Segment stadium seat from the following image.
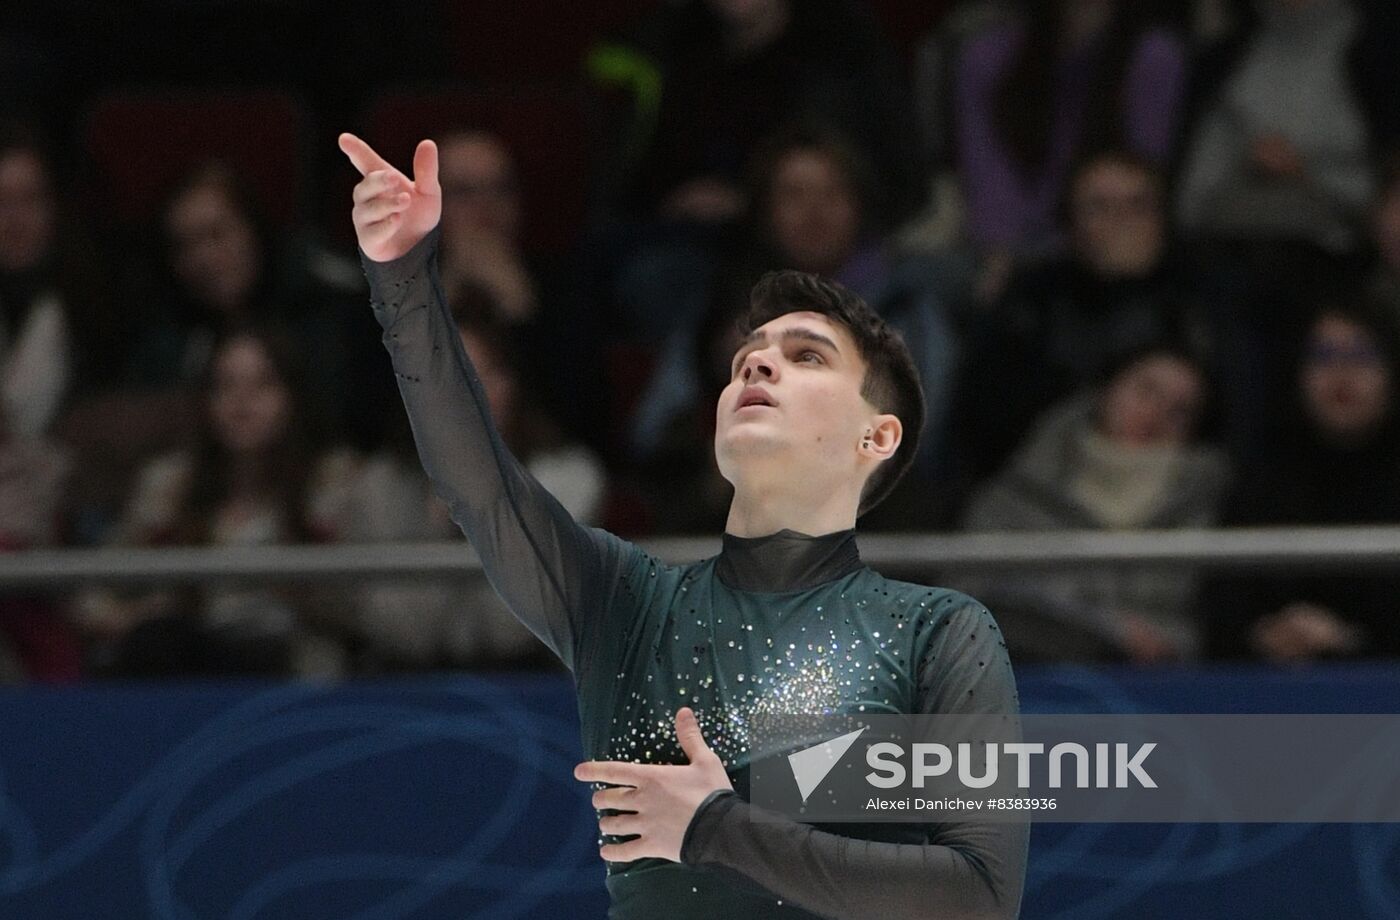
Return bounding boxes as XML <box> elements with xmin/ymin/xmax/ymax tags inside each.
<box><xmin>79</xmin><ymin>89</ymin><xmax>308</xmax><ymax>230</ymax></box>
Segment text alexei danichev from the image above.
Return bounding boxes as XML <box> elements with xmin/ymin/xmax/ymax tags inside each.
<box><xmin>865</xmin><ymin>797</ymin><xmax>1059</xmax><ymax>811</ymax></box>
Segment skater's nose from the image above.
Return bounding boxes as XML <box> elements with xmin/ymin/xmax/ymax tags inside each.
<box><xmin>741</xmin><ymin>349</ymin><xmax>777</xmax><ymax>381</ymax></box>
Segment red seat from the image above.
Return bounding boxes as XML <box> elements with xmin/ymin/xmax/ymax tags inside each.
<box><xmin>359</xmin><ymin>84</ymin><xmax>592</xmax><ymax>253</ymax></box>
<box><xmin>80</xmin><ymin>89</ymin><xmax>308</xmax><ymax>230</ymax></box>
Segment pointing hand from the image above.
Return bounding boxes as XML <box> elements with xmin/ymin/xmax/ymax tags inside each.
<box><xmin>338</xmin><ymin>132</ymin><xmax>442</xmax><ymax>262</ymax></box>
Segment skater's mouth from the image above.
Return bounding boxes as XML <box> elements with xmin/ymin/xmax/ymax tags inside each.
<box><xmin>736</xmin><ymin>386</ymin><xmax>778</xmax><ymax>410</ymax></box>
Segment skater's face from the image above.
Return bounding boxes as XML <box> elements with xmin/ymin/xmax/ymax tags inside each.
<box><xmin>715</xmin><ymin>310</ymin><xmax>896</xmax><ymax>487</ymax></box>
<box><xmin>1302</xmin><ymin>314</ymin><xmax>1391</xmax><ymax>441</ymax></box>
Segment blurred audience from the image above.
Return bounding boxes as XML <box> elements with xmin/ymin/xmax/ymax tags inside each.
<box><xmin>0</xmin><ymin>122</ymin><xmax>115</xmax><ymax>435</ymax></box>
<box><xmin>74</xmin><ymin>328</ymin><xmax>358</xmax><ymax>678</ymax></box>
<box><xmin>585</xmin><ymin>0</ymin><xmax>924</xmax><ymax>353</ymax></box>
<box><xmin>438</xmin><ymin>131</ymin><xmax>538</xmax><ymax>325</ymax></box>
<box><xmin>626</xmin><ymin>267</ymin><xmax>743</xmax><ymax>535</ymax></box>
<box><xmin>1203</xmin><ymin>295</ymin><xmax>1400</xmax><ymax>661</ymax></box>
<box><xmin>0</xmin><ymin>122</ymin><xmax>107</xmax><ymax>679</ymax></box>
<box><xmin>130</xmin><ymin>160</ymin><xmax>394</xmax><ymax>451</ymax></box>
<box><xmin>957</xmin><ymin>341</ymin><xmax>1228</xmax><ymax>663</ymax></box>
<box><xmin>343</xmin><ymin>310</ymin><xmax>602</xmax><ymax>671</ymax></box>
<box><xmin>2</xmin><ymin>1</ymin><xmax>1400</xmax><ymax>678</ymax></box>
<box><xmin>589</xmin><ymin>0</ymin><xmax>922</xmax><ymax>229</ymax></box>
<box><xmin>1176</xmin><ymin>0</ymin><xmax>1375</xmax><ymax>254</ymax></box>
<box><xmin>951</xmin><ymin>149</ymin><xmax>1211</xmax><ymax>491</ymax></box>
<box><xmin>435</xmin><ymin>129</ymin><xmax>606</xmax><ymax>452</ymax></box>
<box><xmin>953</xmin><ymin>0</ymin><xmax>1187</xmax><ymax>272</ymax></box>
<box><xmin>1169</xmin><ymin>0</ymin><xmax>1399</xmax><ymax>468</ymax></box>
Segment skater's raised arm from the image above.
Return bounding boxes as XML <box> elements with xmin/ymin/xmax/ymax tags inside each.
<box><xmin>339</xmin><ymin>133</ymin><xmax>627</xmax><ymax>674</ymax></box>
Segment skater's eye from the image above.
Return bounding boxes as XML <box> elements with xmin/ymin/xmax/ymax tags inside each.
<box><xmin>796</xmin><ymin>349</ymin><xmax>824</xmax><ymax>365</ymax></box>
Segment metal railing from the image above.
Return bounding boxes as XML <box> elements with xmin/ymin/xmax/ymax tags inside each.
<box><xmin>1</xmin><ymin>526</ymin><xmax>1398</xmax><ymax>587</ymax></box>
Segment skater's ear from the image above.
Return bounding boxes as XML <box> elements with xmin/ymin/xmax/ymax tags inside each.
<box><xmin>858</xmin><ymin>414</ymin><xmax>901</xmax><ymax>464</ymax></box>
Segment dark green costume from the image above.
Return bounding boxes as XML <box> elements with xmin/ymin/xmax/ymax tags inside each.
<box><xmin>364</xmin><ymin>229</ymin><xmax>1028</xmax><ymax>918</ymax></box>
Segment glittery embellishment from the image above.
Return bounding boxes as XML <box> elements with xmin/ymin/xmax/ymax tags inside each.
<box><xmin>597</xmin><ymin>562</ymin><xmax>1009</xmax><ymax>806</ymax></box>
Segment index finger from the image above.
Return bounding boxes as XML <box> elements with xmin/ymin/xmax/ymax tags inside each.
<box><xmin>338</xmin><ymin>132</ymin><xmax>394</xmax><ymax>177</ymax></box>
<box><xmin>574</xmin><ymin>760</ymin><xmax>642</xmax><ymax>786</ymax></box>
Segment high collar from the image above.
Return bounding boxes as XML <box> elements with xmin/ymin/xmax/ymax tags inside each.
<box><xmin>715</xmin><ymin>527</ymin><xmax>863</xmax><ymax>593</ymax></box>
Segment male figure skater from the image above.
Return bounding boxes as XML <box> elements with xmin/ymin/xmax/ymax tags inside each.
<box><xmin>340</xmin><ymin>133</ymin><xmax>1027</xmax><ymax>919</ymax></box>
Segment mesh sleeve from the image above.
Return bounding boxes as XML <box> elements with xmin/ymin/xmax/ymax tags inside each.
<box><xmin>361</xmin><ymin>227</ymin><xmax>631</xmax><ymax>674</ymax></box>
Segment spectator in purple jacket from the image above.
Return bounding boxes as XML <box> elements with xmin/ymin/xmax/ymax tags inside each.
<box><xmin>954</xmin><ymin>0</ymin><xmax>1188</xmax><ymax>262</ymax></box>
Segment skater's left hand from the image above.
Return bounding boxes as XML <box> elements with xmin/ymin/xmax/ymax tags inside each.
<box><xmin>575</xmin><ymin>707</ymin><xmax>734</xmax><ymax>863</ymax></box>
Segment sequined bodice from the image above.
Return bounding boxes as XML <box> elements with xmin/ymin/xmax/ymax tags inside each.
<box><xmin>585</xmin><ymin>554</ymin><xmax>962</xmax><ymax>775</ymax></box>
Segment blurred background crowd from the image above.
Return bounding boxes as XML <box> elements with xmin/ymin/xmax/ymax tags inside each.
<box><xmin>1</xmin><ymin>0</ymin><xmax>1399</xmax><ymax>682</ymax></box>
